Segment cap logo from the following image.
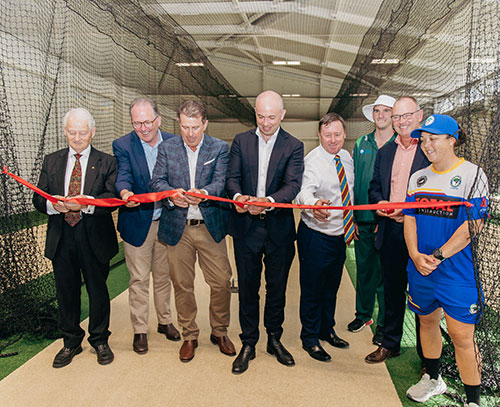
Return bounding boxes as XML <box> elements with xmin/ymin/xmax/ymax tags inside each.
<box><xmin>425</xmin><ymin>116</ymin><xmax>435</xmax><ymax>126</ymax></box>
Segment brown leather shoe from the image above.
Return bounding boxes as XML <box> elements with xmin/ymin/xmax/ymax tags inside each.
<box><xmin>179</xmin><ymin>339</ymin><xmax>198</xmax><ymax>362</ymax></box>
<box><xmin>133</xmin><ymin>333</ymin><xmax>148</xmax><ymax>355</ymax></box>
<box><xmin>365</xmin><ymin>346</ymin><xmax>401</xmax><ymax>364</ymax></box>
<box><xmin>158</xmin><ymin>323</ymin><xmax>181</xmax><ymax>341</ymax></box>
<box><xmin>210</xmin><ymin>334</ymin><xmax>236</xmax><ymax>356</ymax></box>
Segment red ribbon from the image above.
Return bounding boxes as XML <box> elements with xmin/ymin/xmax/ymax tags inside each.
<box><xmin>2</xmin><ymin>166</ymin><xmax>473</xmax><ymax>211</ymax></box>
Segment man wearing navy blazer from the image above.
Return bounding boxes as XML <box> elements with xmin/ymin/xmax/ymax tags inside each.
<box><xmin>33</xmin><ymin>108</ymin><xmax>118</xmax><ymax>367</ymax></box>
<box><xmin>150</xmin><ymin>100</ymin><xmax>235</xmax><ymax>363</ymax></box>
<box><xmin>226</xmin><ymin>90</ymin><xmax>304</xmax><ymax>374</ymax></box>
<box><xmin>112</xmin><ymin>98</ymin><xmax>180</xmax><ymax>355</ymax></box>
<box><xmin>365</xmin><ymin>96</ymin><xmax>430</xmax><ymax>364</ymax></box>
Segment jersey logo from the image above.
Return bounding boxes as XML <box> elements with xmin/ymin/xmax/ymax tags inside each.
<box><xmin>450</xmin><ymin>175</ymin><xmax>462</xmax><ymax>189</ymax></box>
<box><xmin>417</xmin><ymin>175</ymin><xmax>427</xmax><ymax>187</ymax></box>
<box><xmin>469</xmin><ymin>303</ymin><xmax>479</xmax><ymax>315</ymax></box>
<box><xmin>415</xmin><ymin>194</ymin><xmax>461</xmax><ymax>218</ymax></box>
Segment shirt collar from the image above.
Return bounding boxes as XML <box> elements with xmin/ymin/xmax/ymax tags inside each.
<box><xmin>69</xmin><ymin>144</ymin><xmax>91</xmax><ymax>158</ymax></box>
<box><xmin>183</xmin><ymin>134</ymin><xmax>204</xmax><ymax>152</ymax></box>
<box><xmin>256</xmin><ymin>126</ymin><xmax>280</xmax><ymax>143</ymax></box>
<box><xmin>319</xmin><ymin>144</ymin><xmax>341</xmax><ymax>160</ymax></box>
<box><xmin>395</xmin><ymin>134</ymin><xmax>418</xmax><ymax>147</ymax></box>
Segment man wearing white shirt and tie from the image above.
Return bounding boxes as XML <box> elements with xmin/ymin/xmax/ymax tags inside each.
<box><xmin>295</xmin><ymin>112</ymin><xmax>355</xmax><ymax>362</ymax></box>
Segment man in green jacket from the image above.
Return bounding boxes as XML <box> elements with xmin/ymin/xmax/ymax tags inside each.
<box><xmin>347</xmin><ymin>95</ymin><xmax>396</xmax><ymax>345</ymax></box>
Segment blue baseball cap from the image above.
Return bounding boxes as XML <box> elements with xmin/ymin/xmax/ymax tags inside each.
<box><xmin>410</xmin><ymin>114</ymin><xmax>459</xmax><ymax>139</ymax></box>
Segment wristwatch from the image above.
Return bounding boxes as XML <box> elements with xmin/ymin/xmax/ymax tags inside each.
<box><xmin>432</xmin><ymin>248</ymin><xmax>446</xmax><ymax>262</ymax></box>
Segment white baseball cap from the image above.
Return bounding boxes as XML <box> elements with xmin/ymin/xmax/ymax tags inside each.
<box><xmin>362</xmin><ymin>95</ymin><xmax>396</xmax><ymax>122</ymax></box>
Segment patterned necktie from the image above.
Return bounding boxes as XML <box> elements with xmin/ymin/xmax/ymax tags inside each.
<box><xmin>64</xmin><ymin>153</ymin><xmax>82</xmax><ymax>227</ymax></box>
<box><xmin>334</xmin><ymin>155</ymin><xmax>354</xmax><ymax>245</ymax></box>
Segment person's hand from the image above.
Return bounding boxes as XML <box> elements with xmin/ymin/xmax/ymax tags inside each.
<box><xmin>376</xmin><ymin>200</ymin><xmax>390</xmax><ymax>217</ymax></box>
<box><xmin>388</xmin><ymin>209</ymin><xmax>404</xmax><ymax>223</ymax></box>
<box><xmin>170</xmin><ymin>188</ymin><xmax>189</xmax><ymax>208</ymax></box>
<box><xmin>247</xmin><ymin>197</ymin><xmax>270</xmax><ymax>215</ymax></box>
<box><xmin>121</xmin><ymin>189</ymin><xmax>140</xmax><ymax>208</ymax></box>
<box><xmin>64</xmin><ymin>195</ymin><xmax>86</xmax><ymax>212</ymax></box>
<box><xmin>312</xmin><ymin>199</ymin><xmax>330</xmax><ymax>222</ymax></box>
<box><xmin>353</xmin><ymin>223</ymin><xmax>359</xmax><ymax>241</ymax></box>
<box><xmin>185</xmin><ymin>188</ymin><xmax>206</xmax><ymax>206</ymax></box>
<box><xmin>413</xmin><ymin>253</ymin><xmax>439</xmax><ymax>276</ymax></box>
<box><xmin>234</xmin><ymin>195</ymin><xmax>250</xmax><ymax>213</ymax></box>
<box><xmin>53</xmin><ymin>195</ymin><xmax>69</xmax><ymax>213</ymax></box>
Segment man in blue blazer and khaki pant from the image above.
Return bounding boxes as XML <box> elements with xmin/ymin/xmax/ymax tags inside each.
<box><xmin>113</xmin><ymin>98</ymin><xmax>180</xmax><ymax>355</ymax></box>
<box><xmin>150</xmin><ymin>100</ymin><xmax>235</xmax><ymax>363</ymax></box>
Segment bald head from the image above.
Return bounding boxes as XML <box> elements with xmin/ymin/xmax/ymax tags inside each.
<box><xmin>254</xmin><ymin>90</ymin><xmax>286</xmax><ymax>139</ymax></box>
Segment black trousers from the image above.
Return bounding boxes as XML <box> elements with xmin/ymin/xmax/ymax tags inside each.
<box><xmin>380</xmin><ymin>220</ymin><xmax>422</xmax><ymax>360</ymax></box>
<box><xmin>52</xmin><ymin>221</ymin><xmax>111</xmax><ymax>348</ymax></box>
<box><xmin>233</xmin><ymin>219</ymin><xmax>295</xmax><ymax>347</ymax></box>
<box><xmin>297</xmin><ymin>221</ymin><xmax>346</xmax><ymax>347</ymax></box>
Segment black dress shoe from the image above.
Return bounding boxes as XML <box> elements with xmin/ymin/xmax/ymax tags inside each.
<box><xmin>267</xmin><ymin>334</ymin><xmax>295</xmax><ymax>366</ymax></box>
<box><xmin>302</xmin><ymin>344</ymin><xmax>331</xmax><ymax>362</ymax></box>
<box><xmin>96</xmin><ymin>343</ymin><xmax>114</xmax><ymax>365</ymax></box>
<box><xmin>320</xmin><ymin>332</ymin><xmax>350</xmax><ymax>349</ymax></box>
<box><xmin>158</xmin><ymin>323</ymin><xmax>181</xmax><ymax>341</ymax></box>
<box><xmin>52</xmin><ymin>345</ymin><xmax>82</xmax><ymax>368</ymax></box>
<box><xmin>133</xmin><ymin>333</ymin><xmax>148</xmax><ymax>354</ymax></box>
<box><xmin>232</xmin><ymin>344</ymin><xmax>255</xmax><ymax>374</ymax></box>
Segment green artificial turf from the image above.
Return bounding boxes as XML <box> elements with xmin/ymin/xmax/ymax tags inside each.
<box><xmin>0</xmin><ymin>253</ymin><xmax>129</xmax><ymax>381</ymax></box>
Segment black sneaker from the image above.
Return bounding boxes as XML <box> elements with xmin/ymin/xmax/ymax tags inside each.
<box><xmin>372</xmin><ymin>325</ymin><xmax>384</xmax><ymax>346</ymax></box>
<box><xmin>347</xmin><ymin>318</ymin><xmax>373</xmax><ymax>332</ymax></box>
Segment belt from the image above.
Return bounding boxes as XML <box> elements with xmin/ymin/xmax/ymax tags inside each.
<box><xmin>186</xmin><ymin>219</ymin><xmax>205</xmax><ymax>226</ymax></box>
<box><xmin>257</xmin><ymin>213</ymin><xmax>266</xmax><ymax>220</ymax></box>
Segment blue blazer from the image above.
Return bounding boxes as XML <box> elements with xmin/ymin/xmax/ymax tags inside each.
<box><xmin>368</xmin><ymin>140</ymin><xmax>430</xmax><ymax>249</ymax></box>
<box><xmin>150</xmin><ymin>134</ymin><xmax>230</xmax><ymax>246</ymax></box>
<box><xmin>112</xmin><ymin>130</ymin><xmax>176</xmax><ymax>247</ymax></box>
<box><xmin>226</xmin><ymin>127</ymin><xmax>304</xmax><ymax>245</ymax></box>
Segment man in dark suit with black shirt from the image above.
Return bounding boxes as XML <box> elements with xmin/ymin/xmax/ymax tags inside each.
<box><xmin>226</xmin><ymin>90</ymin><xmax>304</xmax><ymax>374</ymax></box>
<box><xmin>33</xmin><ymin>108</ymin><xmax>118</xmax><ymax>368</ymax></box>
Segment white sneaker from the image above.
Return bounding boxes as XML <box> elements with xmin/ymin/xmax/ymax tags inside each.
<box><xmin>464</xmin><ymin>403</ymin><xmax>480</xmax><ymax>407</ymax></box>
<box><xmin>406</xmin><ymin>373</ymin><xmax>447</xmax><ymax>402</ymax></box>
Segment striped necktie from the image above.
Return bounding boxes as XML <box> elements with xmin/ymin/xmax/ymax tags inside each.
<box><xmin>64</xmin><ymin>153</ymin><xmax>82</xmax><ymax>227</ymax></box>
<box><xmin>334</xmin><ymin>155</ymin><xmax>354</xmax><ymax>245</ymax></box>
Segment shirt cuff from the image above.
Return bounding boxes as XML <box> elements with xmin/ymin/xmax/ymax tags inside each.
<box><xmin>81</xmin><ymin>196</ymin><xmax>95</xmax><ymax>214</ymax></box>
<box><xmin>233</xmin><ymin>192</ymin><xmax>242</xmax><ymax>201</ymax></box>
<box><xmin>265</xmin><ymin>196</ymin><xmax>275</xmax><ymax>212</ymax></box>
<box><xmin>46</xmin><ymin>200</ymin><xmax>59</xmax><ymax>216</ymax></box>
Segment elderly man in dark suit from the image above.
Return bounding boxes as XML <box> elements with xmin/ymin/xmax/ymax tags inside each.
<box><xmin>226</xmin><ymin>90</ymin><xmax>304</xmax><ymax>374</ymax></box>
<box><xmin>150</xmin><ymin>100</ymin><xmax>235</xmax><ymax>363</ymax></box>
<box><xmin>33</xmin><ymin>108</ymin><xmax>118</xmax><ymax>367</ymax></box>
<box><xmin>112</xmin><ymin>98</ymin><xmax>180</xmax><ymax>355</ymax></box>
<box><xmin>365</xmin><ymin>96</ymin><xmax>430</xmax><ymax>364</ymax></box>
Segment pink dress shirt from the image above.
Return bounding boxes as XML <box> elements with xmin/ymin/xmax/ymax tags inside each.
<box><xmin>390</xmin><ymin>135</ymin><xmax>419</xmax><ymax>203</ymax></box>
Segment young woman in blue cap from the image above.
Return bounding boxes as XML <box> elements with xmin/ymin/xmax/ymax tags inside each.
<box><xmin>402</xmin><ymin>114</ymin><xmax>489</xmax><ymax>406</ymax></box>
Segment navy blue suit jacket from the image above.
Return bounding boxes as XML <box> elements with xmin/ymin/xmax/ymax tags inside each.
<box><xmin>112</xmin><ymin>130</ymin><xmax>176</xmax><ymax>247</ymax></box>
<box><xmin>369</xmin><ymin>140</ymin><xmax>430</xmax><ymax>249</ymax></box>
<box><xmin>226</xmin><ymin>127</ymin><xmax>304</xmax><ymax>245</ymax></box>
<box><xmin>32</xmin><ymin>147</ymin><xmax>119</xmax><ymax>263</ymax></box>
<box><xmin>150</xmin><ymin>134</ymin><xmax>230</xmax><ymax>246</ymax></box>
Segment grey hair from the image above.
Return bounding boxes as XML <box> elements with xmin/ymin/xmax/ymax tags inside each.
<box><xmin>63</xmin><ymin>108</ymin><xmax>95</xmax><ymax>131</ymax></box>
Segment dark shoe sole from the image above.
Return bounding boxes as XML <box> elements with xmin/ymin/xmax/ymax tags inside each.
<box><xmin>52</xmin><ymin>345</ymin><xmax>83</xmax><ymax>368</ymax></box>
<box><xmin>133</xmin><ymin>346</ymin><xmax>148</xmax><ymax>355</ymax></box>
<box><xmin>231</xmin><ymin>352</ymin><xmax>256</xmax><ymax>375</ymax></box>
<box><xmin>209</xmin><ymin>335</ymin><xmax>236</xmax><ymax>356</ymax></box>
<box><xmin>157</xmin><ymin>326</ymin><xmax>181</xmax><ymax>342</ymax></box>
<box><xmin>365</xmin><ymin>351</ymin><xmax>400</xmax><ymax>364</ymax></box>
<box><xmin>302</xmin><ymin>346</ymin><xmax>331</xmax><ymax>362</ymax></box>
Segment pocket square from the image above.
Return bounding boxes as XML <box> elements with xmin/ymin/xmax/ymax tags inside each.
<box><xmin>203</xmin><ymin>158</ymin><xmax>215</xmax><ymax>166</ymax></box>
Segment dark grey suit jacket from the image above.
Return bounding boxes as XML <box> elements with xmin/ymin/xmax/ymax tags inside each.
<box><xmin>32</xmin><ymin>147</ymin><xmax>119</xmax><ymax>263</ymax></box>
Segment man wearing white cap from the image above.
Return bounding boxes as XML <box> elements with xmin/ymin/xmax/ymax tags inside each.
<box><xmin>347</xmin><ymin>95</ymin><xmax>396</xmax><ymax>346</ymax></box>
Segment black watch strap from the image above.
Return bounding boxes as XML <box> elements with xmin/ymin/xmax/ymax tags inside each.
<box><xmin>432</xmin><ymin>248</ymin><xmax>446</xmax><ymax>261</ymax></box>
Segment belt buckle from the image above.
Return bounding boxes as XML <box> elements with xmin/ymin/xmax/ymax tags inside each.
<box><xmin>258</xmin><ymin>213</ymin><xmax>266</xmax><ymax>220</ymax></box>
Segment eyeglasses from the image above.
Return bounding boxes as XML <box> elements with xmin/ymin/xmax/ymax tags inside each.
<box><xmin>391</xmin><ymin>110</ymin><xmax>420</xmax><ymax>122</ymax></box>
<box><xmin>131</xmin><ymin>116</ymin><xmax>158</xmax><ymax>129</ymax></box>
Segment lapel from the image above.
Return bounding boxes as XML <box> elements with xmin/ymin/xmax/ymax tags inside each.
<box><xmin>54</xmin><ymin>149</ymin><xmax>69</xmax><ymax>195</ymax></box>
<box><xmin>383</xmin><ymin>141</ymin><xmax>398</xmax><ymax>196</ymax></box>
<box><xmin>248</xmin><ymin>129</ymin><xmax>259</xmax><ymax>194</ymax></box>
<box><xmin>410</xmin><ymin>143</ymin><xmax>428</xmax><ymax>174</ymax></box>
<box><xmin>130</xmin><ymin>131</ymin><xmax>151</xmax><ymax>186</ymax></box>
<box><xmin>174</xmin><ymin>137</ymin><xmax>191</xmax><ymax>187</ymax></box>
<box><xmin>83</xmin><ymin>147</ymin><xmax>100</xmax><ymax>195</ymax></box>
<box><xmin>266</xmin><ymin>128</ymin><xmax>287</xmax><ymax>192</ymax></box>
<box><xmin>195</xmin><ymin>135</ymin><xmax>212</xmax><ymax>188</ymax></box>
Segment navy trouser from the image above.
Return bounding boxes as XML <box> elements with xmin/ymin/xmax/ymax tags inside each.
<box><xmin>297</xmin><ymin>221</ymin><xmax>346</xmax><ymax>348</ymax></box>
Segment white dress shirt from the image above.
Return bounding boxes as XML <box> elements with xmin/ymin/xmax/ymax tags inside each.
<box><xmin>141</xmin><ymin>130</ymin><xmax>162</xmax><ymax>220</ymax></box>
<box><xmin>46</xmin><ymin>145</ymin><xmax>95</xmax><ymax>215</ymax></box>
<box><xmin>184</xmin><ymin>135</ymin><xmax>204</xmax><ymax>220</ymax></box>
<box><xmin>295</xmin><ymin>145</ymin><xmax>354</xmax><ymax>236</ymax></box>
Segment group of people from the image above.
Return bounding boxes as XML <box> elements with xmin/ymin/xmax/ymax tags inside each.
<box><xmin>33</xmin><ymin>90</ymin><xmax>487</xmax><ymax>406</ymax></box>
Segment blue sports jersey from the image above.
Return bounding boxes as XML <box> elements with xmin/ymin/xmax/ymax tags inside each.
<box><xmin>404</xmin><ymin>158</ymin><xmax>489</xmax><ymax>286</ymax></box>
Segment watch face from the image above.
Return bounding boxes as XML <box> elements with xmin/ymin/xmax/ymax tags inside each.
<box><xmin>433</xmin><ymin>249</ymin><xmax>444</xmax><ymax>260</ymax></box>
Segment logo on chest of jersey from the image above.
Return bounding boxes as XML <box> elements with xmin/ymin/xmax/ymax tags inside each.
<box><xmin>416</xmin><ymin>175</ymin><xmax>427</xmax><ymax>187</ymax></box>
<box><xmin>415</xmin><ymin>194</ymin><xmax>461</xmax><ymax>218</ymax></box>
<box><xmin>450</xmin><ymin>175</ymin><xmax>462</xmax><ymax>189</ymax></box>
